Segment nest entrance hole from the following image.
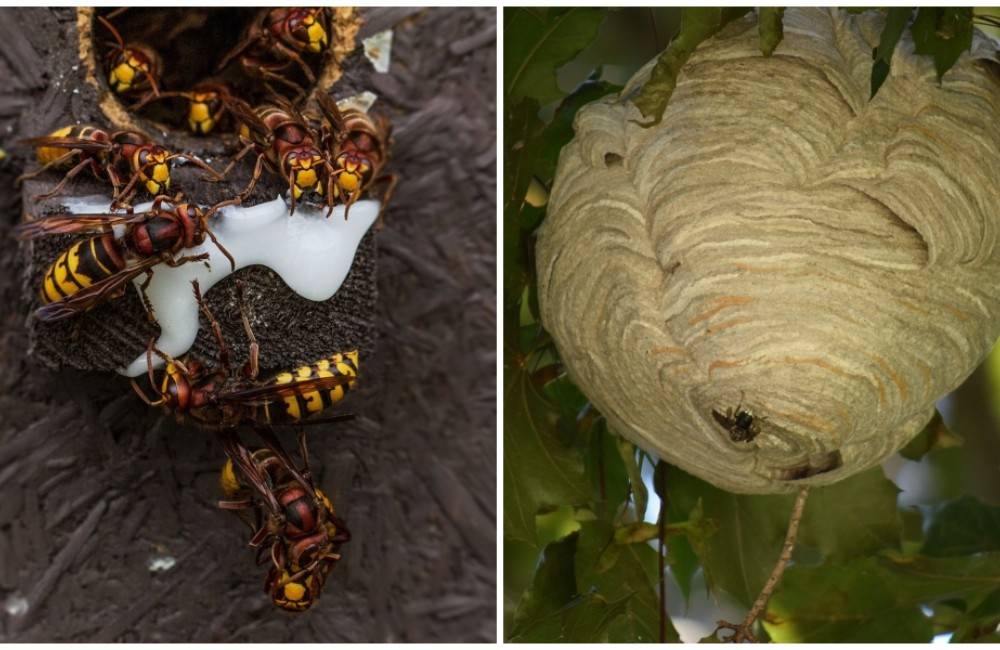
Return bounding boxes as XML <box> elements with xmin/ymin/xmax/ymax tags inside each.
<box><xmin>89</xmin><ymin>8</ymin><xmax>331</xmax><ymax>135</ymax></box>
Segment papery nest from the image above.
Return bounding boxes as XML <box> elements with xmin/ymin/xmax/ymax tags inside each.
<box><xmin>537</xmin><ymin>8</ymin><xmax>1000</xmax><ymax>493</ymax></box>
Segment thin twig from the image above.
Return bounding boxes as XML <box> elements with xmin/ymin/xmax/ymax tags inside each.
<box><xmin>650</xmin><ymin>8</ymin><xmax>661</xmax><ymax>53</ymax></box>
<box><xmin>744</xmin><ymin>487</ymin><xmax>809</xmax><ymax>627</ymax></box>
<box><xmin>597</xmin><ymin>423</ymin><xmax>607</xmax><ymax>504</ymax></box>
<box><xmin>717</xmin><ymin>486</ymin><xmax>810</xmax><ymax>643</ymax></box>
<box><xmin>655</xmin><ymin>461</ymin><xmax>669</xmax><ymax>643</ymax></box>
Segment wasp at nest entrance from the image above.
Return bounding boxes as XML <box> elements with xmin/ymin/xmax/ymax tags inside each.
<box><xmin>711</xmin><ymin>392</ymin><xmax>763</xmax><ymax>443</ymax></box>
<box><xmin>90</xmin><ymin>7</ymin><xmax>338</xmax><ymax>137</ymax></box>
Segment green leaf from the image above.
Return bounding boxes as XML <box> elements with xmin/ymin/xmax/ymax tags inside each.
<box><xmin>900</xmin><ymin>506</ymin><xmax>925</xmax><ymax>556</ymax></box>
<box><xmin>561</xmin><ymin>593</ymin><xmax>632</xmax><ymax>642</ymax></box>
<box><xmin>504</xmin><ymin>99</ymin><xmax>543</xmax><ymax>215</ymax></box>
<box><xmin>511</xmin><ymin>533</ymin><xmax>579</xmax><ymax>638</ymax></box>
<box><xmin>504</xmin><ymin>8</ymin><xmax>607</xmax><ymax>105</ymax></box>
<box><xmin>615</xmin><ymin>522</ymin><xmax>659</xmax><ymax>545</ymax></box>
<box><xmin>870</xmin><ymin>7</ymin><xmax>913</xmax><ymax>98</ymax></box>
<box><xmin>875</xmin><ymin>8</ymin><xmax>912</xmax><ymax>65</ymax></box>
<box><xmin>923</xmin><ymin>495</ymin><xmax>1000</xmax><ymax>557</ymax></box>
<box><xmin>654</xmin><ymin>462</ymin><xmax>715</xmax><ymax>604</ymax></box>
<box><xmin>576</xmin><ymin>520</ymin><xmax>680</xmax><ymax>642</ymax></box>
<box><xmin>767</xmin><ymin>552</ymin><xmax>1000</xmax><ymax>642</ymax></box>
<box><xmin>618</xmin><ymin>439</ymin><xmax>648</xmax><ymax>521</ymax></box>
<box><xmin>512</xmin><ymin>591</ymin><xmax>631</xmax><ymax>643</ymax></box>
<box><xmin>764</xmin><ymin>558</ymin><xmax>934</xmax><ymax>642</ymax></box>
<box><xmin>504</xmin><ymin>366</ymin><xmax>590</xmax><ymax>547</ymax></box>
<box><xmin>583</xmin><ymin>418</ymin><xmax>629</xmax><ymax>520</ymax></box>
<box><xmin>898</xmin><ymin>410</ymin><xmax>962</xmax><ymax>460</ymax></box>
<box><xmin>666</xmin><ymin>467</ymin><xmax>791</xmax><ymax>605</ymax></box>
<box><xmin>910</xmin><ymin>7</ymin><xmax>974</xmax><ymax>82</ymax></box>
<box><xmin>984</xmin><ymin>341</ymin><xmax>1000</xmax><ymax>425</ymax></box>
<box><xmin>757</xmin><ymin>8</ymin><xmax>785</xmax><ymax>57</ymax></box>
<box><xmin>883</xmin><ymin>552</ymin><xmax>1000</xmax><ymax>606</ymax></box>
<box><xmin>510</xmin><ymin>520</ymin><xmax>639</xmax><ymax>643</ymax></box>
<box><xmin>951</xmin><ymin>587</ymin><xmax>1000</xmax><ymax>642</ymax></box>
<box><xmin>536</xmin><ymin>505</ymin><xmax>583</xmax><ymax>547</ymax></box>
<box><xmin>666</xmin><ymin>465</ymin><xmax>901</xmax><ymax>605</ymax></box>
<box><xmin>796</xmin><ymin>466</ymin><xmax>902</xmax><ymax>562</ymax></box>
<box><xmin>517</xmin><ymin>202</ymin><xmax>547</xmax><ymax>240</ymax></box>
<box><xmin>667</xmin><ymin>497</ymin><xmax>713</xmax><ymax>603</ymax></box>
<box><xmin>505</xmin><ymin>537</ymin><xmax>544</xmax><ymax>637</ymax></box>
<box><xmin>534</xmin><ymin>74</ymin><xmax>622</xmax><ymax>184</ymax></box>
<box><xmin>632</xmin><ymin>8</ymin><xmax>751</xmax><ymax>126</ymax></box>
<box><xmin>870</xmin><ymin>55</ymin><xmax>891</xmax><ymax>98</ymax></box>
<box><xmin>672</xmin><ymin>496</ymin><xmax>718</xmax><ymax>555</ymax></box>
<box><xmin>503</xmin><ymin>99</ymin><xmax>544</xmax><ymax>309</ymax></box>
<box><xmin>543</xmin><ymin>374</ymin><xmax>588</xmax><ymax>441</ymax></box>
<box><xmin>963</xmin><ymin>632</ymin><xmax>1000</xmax><ymax>642</ymax></box>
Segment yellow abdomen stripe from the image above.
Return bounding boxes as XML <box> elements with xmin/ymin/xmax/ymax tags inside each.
<box><xmin>270</xmin><ymin>350</ymin><xmax>359</xmax><ymax>423</ymax></box>
<box><xmin>36</xmin><ymin>125</ymin><xmax>75</xmax><ymax>165</ymax></box>
<box><xmin>219</xmin><ymin>458</ymin><xmax>242</xmax><ymax>497</ymax></box>
<box><xmin>39</xmin><ymin>235</ymin><xmax>124</xmax><ymax>304</ymax></box>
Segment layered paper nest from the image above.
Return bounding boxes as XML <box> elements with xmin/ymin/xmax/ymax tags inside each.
<box><xmin>537</xmin><ymin>8</ymin><xmax>1000</xmax><ymax>493</ymax></box>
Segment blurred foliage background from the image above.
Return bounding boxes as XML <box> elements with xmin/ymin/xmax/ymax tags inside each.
<box><xmin>505</xmin><ymin>7</ymin><xmax>1000</xmax><ymax>643</ymax></box>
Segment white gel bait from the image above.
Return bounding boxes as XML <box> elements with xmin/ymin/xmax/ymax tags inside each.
<box><xmin>61</xmin><ymin>195</ymin><xmax>378</xmax><ymax>377</ymax></box>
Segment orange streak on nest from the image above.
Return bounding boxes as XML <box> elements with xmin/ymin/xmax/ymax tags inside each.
<box><xmin>899</xmin><ymin>122</ymin><xmax>947</xmax><ymax>149</ymax></box>
<box><xmin>917</xmin><ymin>360</ymin><xmax>932</xmax><ymax>401</ymax></box>
<box><xmin>648</xmin><ymin>346</ymin><xmax>685</xmax><ymax>357</ymax></box>
<box><xmin>782</xmin><ymin>356</ymin><xmax>864</xmax><ymax>382</ymax></box>
<box><xmin>832</xmin><ymin>403</ymin><xmax>851</xmax><ymax>443</ymax></box>
<box><xmin>707</xmin><ymin>356</ymin><xmax>860</xmax><ymax>436</ymax></box>
<box><xmin>780</xmin><ymin>357</ymin><xmax>866</xmax><ymax>439</ymax></box>
<box><xmin>705</xmin><ymin>317</ymin><xmax>753</xmax><ymax>335</ymax></box>
<box><xmin>872</xmin><ymin>374</ymin><xmax>887</xmax><ymax>406</ymax></box>
<box><xmin>667</xmin><ymin>366</ymin><xmax>692</xmax><ymax>381</ymax></box>
<box><xmin>943</xmin><ymin>303</ymin><xmax>971</xmax><ymax>322</ymax></box>
<box><xmin>732</xmin><ymin>262</ymin><xmax>786</xmax><ymax>274</ymax></box>
<box><xmin>732</xmin><ymin>263</ymin><xmax>866</xmax><ymax>291</ymax></box>
<box><xmin>895</xmin><ymin>298</ymin><xmax>931</xmax><ymax>316</ymax></box>
<box><xmin>869</xmin><ymin>353</ymin><xmax>909</xmax><ymax>402</ymax></box>
<box><xmin>707</xmin><ymin>357</ymin><xmax>752</xmax><ymax>379</ymax></box>
<box><xmin>688</xmin><ymin>295</ymin><xmax>753</xmax><ymax>326</ymax></box>
<box><xmin>764</xmin><ymin>405</ymin><xmax>836</xmax><ymax>435</ymax></box>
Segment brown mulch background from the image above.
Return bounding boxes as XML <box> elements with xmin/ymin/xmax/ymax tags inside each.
<box><xmin>0</xmin><ymin>7</ymin><xmax>496</xmax><ymax>642</ymax></box>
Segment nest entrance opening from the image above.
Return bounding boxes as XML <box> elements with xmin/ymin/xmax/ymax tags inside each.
<box><xmin>94</xmin><ymin>8</ymin><xmax>258</xmax><ymax>92</ymax></box>
<box><xmin>86</xmin><ymin>8</ymin><xmax>334</xmax><ymax>137</ymax></box>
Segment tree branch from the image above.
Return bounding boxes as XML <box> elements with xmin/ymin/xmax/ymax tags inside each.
<box><xmin>716</xmin><ymin>485</ymin><xmax>810</xmax><ymax>643</ymax></box>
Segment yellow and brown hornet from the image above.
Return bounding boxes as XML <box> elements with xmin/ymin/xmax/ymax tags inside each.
<box><xmin>217</xmin><ymin>8</ymin><xmax>332</xmax><ymax>100</ymax></box>
<box><xmin>131</xmin><ymin>280</ymin><xmax>360</xmax><ymax>430</ymax></box>
<box><xmin>216</xmin><ymin>96</ymin><xmax>337</xmax><ymax>215</ymax></box>
<box><xmin>316</xmin><ymin>93</ymin><xmax>397</xmax><ymax>225</ymax></box>
<box><xmin>16</xmin><ymin>196</ymin><xmax>237</xmax><ymax>322</ymax></box>
<box><xmin>98</xmin><ymin>14</ymin><xmax>162</xmax><ymax>103</ymax></box>
<box><xmin>18</xmin><ymin>126</ymin><xmax>223</xmax><ymax>208</ymax></box>
<box><xmin>133</xmin><ymin>82</ymin><xmax>240</xmax><ymax>136</ymax></box>
<box><xmin>218</xmin><ymin>444</ymin><xmax>350</xmax><ymax>612</ymax></box>
<box><xmin>130</xmin><ymin>279</ymin><xmax>357</xmax><ymax>610</ymax></box>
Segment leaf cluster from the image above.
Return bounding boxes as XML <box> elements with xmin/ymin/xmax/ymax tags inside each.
<box><xmin>632</xmin><ymin>7</ymin><xmax>981</xmax><ymax>124</ymax></box>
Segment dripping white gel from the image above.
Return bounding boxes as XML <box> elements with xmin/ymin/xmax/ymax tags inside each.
<box><xmin>60</xmin><ymin>195</ymin><xmax>379</xmax><ymax>378</ymax></box>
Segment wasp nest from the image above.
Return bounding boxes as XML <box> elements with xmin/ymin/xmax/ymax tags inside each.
<box><xmin>537</xmin><ymin>8</ymin><xmax>1000</xmax><ymax>494</ymax></box>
